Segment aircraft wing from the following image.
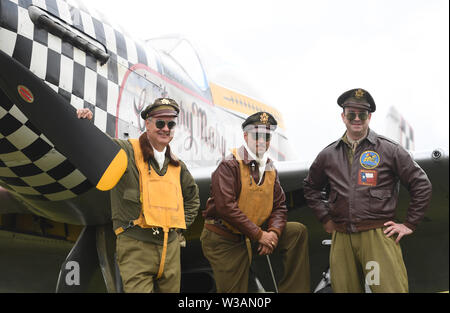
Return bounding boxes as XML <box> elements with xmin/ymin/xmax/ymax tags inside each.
<box><xmin>274</xmin><ymin>160</ymin><xmax>311</xmax><ymax>193</ymax></box>
<box><xmin>412</xmin><ymin>149</ymin><xmax>449</xmax><ymax>190</ymax></box>
<box><xmin>398</xmin><ymin>149</ymin><xmax>449</xmax><ymax>292</ymax></box>
<box><xmin>188</xmin><ymin>165</ymin><xmax>217</xmax><ymax>208</ymax></box>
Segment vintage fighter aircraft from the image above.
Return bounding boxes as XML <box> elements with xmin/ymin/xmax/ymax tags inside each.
<box><xmin>0</xmin><ymin>0</ymin><xmax>448</xmax><ymax>293</ymax></box>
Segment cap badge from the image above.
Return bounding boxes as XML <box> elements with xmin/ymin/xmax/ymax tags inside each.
<box><xmin>260</xmin><ymin>112</ymin><xmax>269</xmax><ymax>124</ymax></box>
<box><xmin>355</xmin><ymin>89</ymin><xmax>365</xmax><ymax>99</ymax></box>
<box><xmin>161</xmin><ymin>98</ymin><xmax>171</xmax><ymax>105</ymax></box>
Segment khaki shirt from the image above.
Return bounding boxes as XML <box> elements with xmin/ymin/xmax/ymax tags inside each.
<box><xmin>341</xmin><ymin>133</ymin><xmax>364</xmax><ymax>166</ymax></box>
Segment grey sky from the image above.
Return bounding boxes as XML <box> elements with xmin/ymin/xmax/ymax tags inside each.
<box><xmin>90</xmin><ymin>0</ymin><xmax>449</xmax><ymax>161</ymax></box>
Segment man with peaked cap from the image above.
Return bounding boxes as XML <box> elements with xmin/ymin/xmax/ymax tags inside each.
<box><xmin>77</xmin><ymin>98</ymin><xmax>200</xmax><ymax>293</ymax></box>
<box><xmin>303</xmin><ymin>88</ymin><xmax>432</xmax><ymax>292</ymax></box>
<box><xmin>201</xmin><ymin>111</ymin><xmax>311</xmax><ymax>293</ymax></box>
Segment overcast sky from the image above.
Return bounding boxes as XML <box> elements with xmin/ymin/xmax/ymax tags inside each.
<box><xmin>89</xmin><ymin>0</ymin><xmax>449</xmax><ymax>161</ymax></box>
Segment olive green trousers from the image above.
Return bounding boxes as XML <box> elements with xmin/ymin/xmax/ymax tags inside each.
<box><xmin>201</xmin><ymin>222</ymin><xmax>311</xmax><ymax>293</ymax></box>
<box><xmin>116</xmin><ymin>234</ymin><xmax>181</xmax><ymax>293</ymax></box>
<box><xmin>330</xmin><ymin>228</ymin><xmax>408</xmax><ymax>293</ymax></box>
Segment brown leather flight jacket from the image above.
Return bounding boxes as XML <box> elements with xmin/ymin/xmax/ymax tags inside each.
<box><xmin>202</xmin><ymin>146</ymin><xmax>287</xmax><ymax>241</ymax></box>
<box><xmin>303</xmin><ymin>129</ymin><xmax>432</xmax><ymax>233</ymax></box>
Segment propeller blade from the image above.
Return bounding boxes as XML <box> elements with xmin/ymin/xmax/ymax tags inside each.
<box><xmin>0</xmin><ymin>50</ymin><xmax>126</xmax><ymax>191</ymax></box>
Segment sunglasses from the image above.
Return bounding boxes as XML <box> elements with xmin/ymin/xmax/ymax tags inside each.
<box><xmin>154</xmin><ymin>119</ymin><xmax>176</xmax><ymax>130</ymax></box>
<box><xmin>249</xmin><ymin>132</ymin><xmax>272</xmax><ymax>141</ymax></box>
<box><xmin>345</xmin><ymin>111</ymin><xmax>369</xmax><ymax>121</ymax></box>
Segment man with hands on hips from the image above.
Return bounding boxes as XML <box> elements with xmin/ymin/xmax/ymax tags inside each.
<box><xmin>303</xmin><ymin>88</ymin><xmax>432</xmax><ymax>293</ymax></box>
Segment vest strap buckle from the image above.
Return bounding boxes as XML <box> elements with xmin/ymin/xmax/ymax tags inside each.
<box><xmin>114</xmin><ymin>220</ymin><xmax>136</xmax><ymax>236</ymax></box>
<box><xmin>125</xmin><ymin>220</ymin><xmax>135</xmax><ymax>230</ymax></box>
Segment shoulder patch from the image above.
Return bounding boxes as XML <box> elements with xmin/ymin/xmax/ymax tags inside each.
<box><xmin>360</xmin><ymin>150</ymin><xmax>381</xmax><ymax>169</ymax></box>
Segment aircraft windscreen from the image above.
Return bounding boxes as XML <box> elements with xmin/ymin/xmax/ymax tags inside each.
<box><xmin>147</xmin><ymin>37</ymin><xmax>209</xmax><ymax>91</ymax></box>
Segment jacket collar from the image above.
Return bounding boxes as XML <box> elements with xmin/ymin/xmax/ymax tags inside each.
<box><xmin>366</xmin><ymin>128</ymin><xmax>378</xmax><ymax>144</ymax></box>
<box><xmin>334</xmin><ymin>128</ymin><xmax>377</xmax><ymax>149</ymax></box>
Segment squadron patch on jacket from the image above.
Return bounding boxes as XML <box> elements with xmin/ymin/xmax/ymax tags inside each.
<box><xmin>360</xmin><ymin>151</ymin><xmax>380</xmax><ymax>169</ymax></box>
<box><xmin>358</xmin><ymin>169</ymin><xmax>378</xmax><ymax>186</ymax></box>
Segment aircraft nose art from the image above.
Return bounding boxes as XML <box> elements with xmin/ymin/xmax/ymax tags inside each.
<box><xmin>0</xmin><ymin>50</ymin><xmax>127</xmax><ymax>191</ymax></box>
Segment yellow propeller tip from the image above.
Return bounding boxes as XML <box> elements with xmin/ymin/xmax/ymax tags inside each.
<box><xmin>96</xmin><ymin>149</ymin><xmax>127</xmax><ymax>191</ymax></box>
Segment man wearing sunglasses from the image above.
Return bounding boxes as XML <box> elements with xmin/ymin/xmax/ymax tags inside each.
<box><xmin>303</xmin><ymin>88</ymin><xmax>432</xmax><ymax>292</ymax></box>
<box><xmin>77</xmin><ymin>98</ymin><xmax>200</xmax><ymax>293</ymax></box>
<box><xmin>201</xmin><ymin>111</ymin><xmax>310</xmax><ymax>293</ymax></box>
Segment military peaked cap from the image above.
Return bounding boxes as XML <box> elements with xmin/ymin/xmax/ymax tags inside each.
<box><xmin>337</xmin><ymin>88</ymin><xmax>376</xmax><ymax>113</ymax></box>
<box><xmin>140</xmin><ymin>98</ymin><xmax>180</xmax><ymax>119</ymax></box>
<box><xmin>242</xmin><ymin>111</ymin><xmax>277</xmax><ymax>131</ymax></box>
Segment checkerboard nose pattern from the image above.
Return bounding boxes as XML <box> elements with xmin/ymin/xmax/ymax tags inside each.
<box><xmin>0</xmin><ymin>97</ymin><xmax>92</xmax><ymax>201</ymax></box>
<box><xmin>0</xmin><ymin>0</ymin><xmax>151</xmax><ymax>201</ymax></box>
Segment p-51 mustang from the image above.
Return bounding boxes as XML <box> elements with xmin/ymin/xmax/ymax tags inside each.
<box><xmin>0</xmin><ymin>0</ymin><xmax>448</xmax><ymax>292</ymax></box>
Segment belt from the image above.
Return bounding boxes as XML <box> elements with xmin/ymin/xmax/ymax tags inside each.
<box><xmin>115</xmin><ymin>222</ymin><xmax>176</xmax><ymax>236</ymax></box>
<box><xmin>204</xmin><ymin>223</ymin><xmax>244</xmax><ymax>243</ymax></box>
<box><xmin>333</xmin><ymin>219</ymin><xmax>390</xmax><ymax>233</ymax></box>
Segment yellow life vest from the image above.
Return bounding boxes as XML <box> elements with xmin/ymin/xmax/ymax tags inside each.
<box><xmin>224</xmin><ymin>148</ymin><xmax>276</xmax><ymax>234</ymax></box>
<box><xmin>116</xmin><ymin>139</ymin><xmax>185</xmax><ymax>279</ymax></box>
